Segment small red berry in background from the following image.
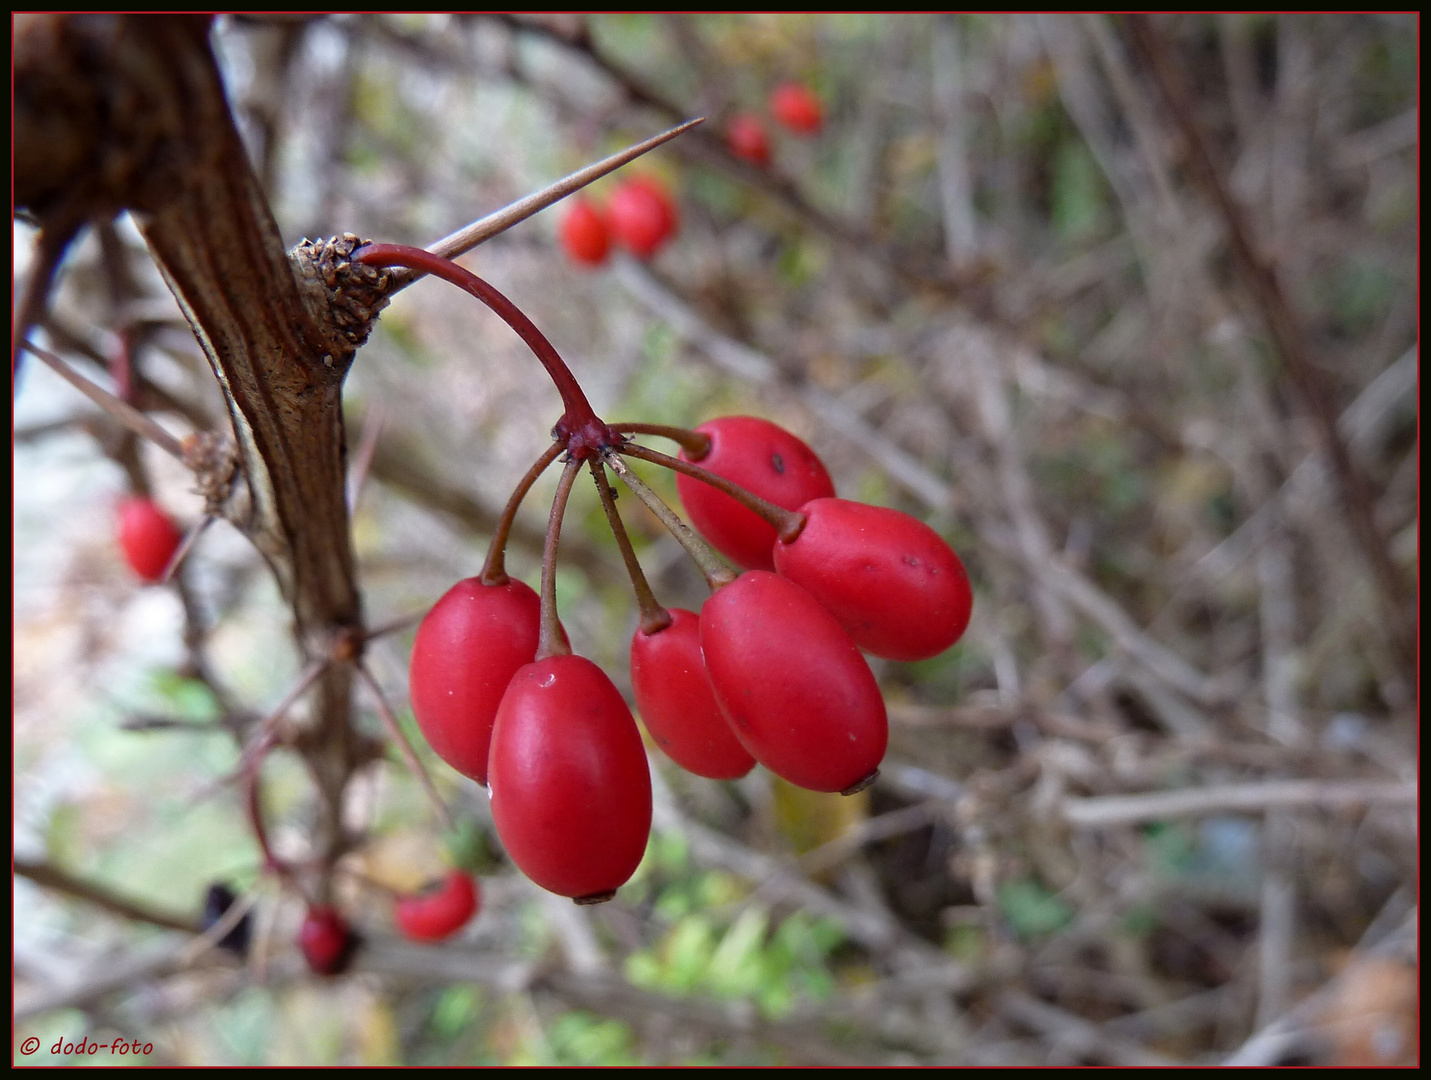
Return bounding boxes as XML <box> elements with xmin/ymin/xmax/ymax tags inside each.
<box><xmin>630</xmin><ymin>608</ymin><xmax>755</xmax><ymax>780</ymax></box>
<box><xmin>675</xmin><ymin>416</ymin><xmax>835</xmax><ymax>572</ymax></box>
<box><xmin>116</xmin><ymin>496</ymin><xmax>183</xmax><ymax>583</ymax></box>
<box><xmin>559</xmin><ymin>197</ymin><xmax>611</xmax><ymax>267</ymax></box>
<box><xmin>608</xmin><ymin>176</ymin><xmax>679</xmax><ymax>260</ymax></box>
<box><xmin>488</xmin><ymin>654</ymin><xmax>652</xmax><ymax>903</ymax></box>
<box><xmin>299</xmin><ymin>906</ymin><xmax>357</xmax><ymax>976</ymax></box>
<box><xmin>726</xmin><ymin>113</ymin><xmax>771</xmax><ymax>167</ymax></box>
<box><xmin>408</xmin><ymin>577</ymin><xmax>545</xmax><ymax>786</ymax></box>
<box><xmin>769</xmin><ymin>81</ymin><xmax>824</xmax><ymax>136</ymax></box>
<box><xmin>700</xmin><ymin>571</ymin><xmax>886</xmax><ymax>794</ymax></box>
<box><xmin>394</xmin><ymin>870</ymin><xmax>481</xmax><ymax>942</ymax></box>
<box><xmin>774</xmin><ymin>497</ymin><xmax>972</xmax><ymax>662</ymax></box>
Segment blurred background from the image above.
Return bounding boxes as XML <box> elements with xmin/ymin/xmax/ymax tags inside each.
<box><xmin>13</xmin><ymin>14</ymin><xmax>1417</xmax><ymax>1066</ymax></box>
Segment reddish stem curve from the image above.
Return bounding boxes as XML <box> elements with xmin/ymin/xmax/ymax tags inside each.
<box><xmin>354</xmin><ymin>243</ymin><xmax>618</xmax><ymax>455</ymax></box>
<box><xmin>612</xmin><ymin>421</ymin><xmax>712</xmax><ymax>459</ymax></box>
<box><xmin>537</xmin><ymin>457</ymin><xmax>584</xmax><ymax>661</ymax></box>
<box><xmin>481</xmin><ymin>440</ymin><xmax>565</xmax><ymax>585</ymax></box>
<box><xmin>244</xmin><ymin>755</ymin><xmax>282</xmax><ymax>875</ymax></box>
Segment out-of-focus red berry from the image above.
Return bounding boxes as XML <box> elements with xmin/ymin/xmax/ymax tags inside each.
<box><xmin>769</xmin><ymin>82</ymin><xmax>824</xmax><ymax>136</ymax></box>
<box><xmin>394</xmin><ymin>870</ymin><xmax>481</xmax><ymax>942</ymax></box>
<box><xmin>609</xmin><ymin>176</ymin><xmax>679</xmax><ymax>260</ymax></box>
<box><xmin>559</xmin><ymin>197</ymin><xmax>611</xmax><ymax>267</ymax></box>
<box><xmin>726</xmin><ymin>113</ymin><xmax>772</xmax><ymax>166</ymax></box>
<box><xmin>299</xmin><ymin>906</ymin><xmax>357</xmax><ymax>976</ymax></box>
<box><xmin>116</xmin><ymin>496</ymin><xmax>184</xmax><ymax>583</ymax></box>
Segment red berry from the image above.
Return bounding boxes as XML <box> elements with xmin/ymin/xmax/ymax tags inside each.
<box><xmin>408</xmin><ymin>577</ymin><xmax>544</xmax><ymax>786</ymax></box>
<box><xmin>676</xmin><ymin>416</ymin><xmax>835</xmax><ymax>572</ymax></box>
<box><xmin>299</xmin><ymin>905</ymin><xmax>357</xmax><ymax>976</ymax></box>
<box><xmin>630</xmin><ymin>609</ymin><xmax>756</xmax><ymax>780</ymax></box>
<box><xmin>488</xmin><ymin>655</ymin><xmax>652</xmax><ymax>902</ymax></box>
<box><xmin>559</xmin><ymin>197</ymin><xmax>611</xmax><ymax>267</ymax></box>
<box><xmin>394</xmin><ymin>870</ymin><xmax>481</xmax><ymax>942</ymax></box>
<box><xmin>116</xmin><ymin>496</ymin><xmax>183</xmax><ymax>583</ymax></box>
<box><xmin>699</xmin><ymin>572</ymin><xmax>886</xmax><ymax>794</ymax></box>
<box><xmin>769</xmin><ymin>82</ymin><xmax>824</xmax><ymax>136</ymax></box>
<box><xmin>726</xmin><ymin>113</ymin><xmax>771</xmax><ymax>166</ymax></box>
<box><xmin>774</xmin><ymin>498</ymin><xmax>972</xmax><ymax>662</ymax></box>
<box><xmin>608</xmin><ymin>176</ymin><xmax>678</xmax><ymax>259</ymax></box>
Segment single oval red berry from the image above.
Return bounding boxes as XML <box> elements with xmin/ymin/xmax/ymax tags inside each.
<box><xmin>488</xmin><ymin>655</ymin><xmax>653</xmax><ymax>902</ymax></box>
<box><xmin>700</xmin><ymin>572</ymin><xmax>887</xmax><ymax>794</ymax></box>
<box><xmin>676</xmin><ymin>416</ymin><xmax>835</xmax><ymax>572</ymax></box>
<box><xmin>630</xmin><ymin>608</ymin><xmax>756</xmax><ymax>780</ymax></box>
<box><xmin>116</xmin><ymin>496</ymin><xmax>183</xmax><ymax>583</ymax></box>
<box><xmin>769</xmin><ymin>81</ymin><xmax>824</xmax><ymax>136</ymax></box>
<box><xmin>609</xmin><ymin>176</ymin><xmax>678</xmax><ymax>260</ymax></box>
<box><xmin>726</xmin><ymin>112</ymin><xmax>771</xmax><ymax>166</ymax></box>
<box><xmin>559</xmin><ymin>197</ymin><xmax>611</xmax><ymax>267</ymax></box>
<box><xmin>299</xmin><ymin>905</ymin><xmax>357</xmax><ymax>976</ymax></box>
<box><xmin>394</xmin><ymin>870</ymin><xmax>481</xmax><ymax>942</ymax></box>
<box><xmin>774</xmin><ymin>498</ymin><xmax>972</xmax><ymax>662</ymax></box>
<box><xmin>408</xmin><ymin>577</ymin><xmax>544</xmax><ymax>786</ymax></box>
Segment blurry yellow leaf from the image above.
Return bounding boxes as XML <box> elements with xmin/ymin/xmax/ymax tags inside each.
<box><xmin>771</xmin><ymin>776</ymin><xmax>869</xmax><ymax>859</ymax></box>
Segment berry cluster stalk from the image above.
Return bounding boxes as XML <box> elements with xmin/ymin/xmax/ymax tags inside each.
<box><xmin>353</xmin><ymin>244</ymin><xmax>618</xmax><ymax>455</ymax></box>
<box><xmin>619</xmin><ymin>443</ymin><xmax>807</xmax><ymax>543</ymax></box>
<box><xmin>589</xmin><ymin>459</ymin><xmax>672</xmax><ymax>634</ymax></box>
<box><xmin>481</xmin><ymin>441</ymin><xmax>565</xmax><ymax>585</ymax></box>
<box><xmin>602</xmin><ymin>451</ymin><xmax>736</xmax><ymax>592</ymax></box>
<box><xmin>537</xmin><ymin>458</ymin><xmax>583</xmax><ymax>660</ymax></box>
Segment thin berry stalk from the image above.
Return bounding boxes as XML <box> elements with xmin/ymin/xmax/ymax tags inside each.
<box><xmin>603</xmin><ymin>450</ymin><xmax>736</xmax><ymax>592</ymax></box>
<box><xmin>353</xmin><ymin>244</ymin><xmax>616</xmax><ymax>452</ymax></box>
<box><xmin>613</xmin><ymin>422</ymin><xmax>712</xmax><ymax>459</ymax></box>
<box><xmin>355</xmin><ymin>663</ymin><xmax>455</xmax><ymax>831</ymax></box>
<box><xmin>24</xmin><ymin>342</ymin><xmax>185</xmax><ymax>458</ymax></box>
<box><xmin>482</xmin><ymin>441</ymin><xmax>565</xmax><ymax>584</ymax></box>
<box><xmin>619</xmin><ymin>442</ymin><xmax>807</xmax><ymax>543</ymax></box>
<box><xmin>537</xmin><ymin>457</ymin><xmax>584</xmax><ymax>661</ymax></box>
<box><xmin>245</xmin><ymin>758</ymin><xmax>282</xmax><ymax>875</ymax></box>
<box><xmin>589</xmin><ymin>459</ymin><xmax>671</xmax><ymax>634</ymax></box>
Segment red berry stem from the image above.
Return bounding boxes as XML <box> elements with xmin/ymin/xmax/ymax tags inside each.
<box><xmin>613</xmin><ymin>421</ymin><xmax>712</xmax><ymax>459</ymax></box>
<box><xmin>588</xmin><ymin>459</ymin><xmax>671</xmax><ymax>635</ymax></box>
<box><xmin>537</xmin><ymin>456</ymin><xmax>584</xmax><ymax>661</ymax></box>
<box><xmin>244</xmin><ymin>755</ymin><xmax>283</xmax><ymax>875</ymax></box>
<box><xmin>481</xmin><ymin>440</ymin><xmax>565</xmax><ymax>585</ymax></box>
<box><xmin>353</xmin><ymin>244</ymin><xmax>618</xmax><ymax>455</ymax></box>
<box><xmin>619</xmin><ymin>443</ymin><xmax>807</xmax><ymax>543</ymax></box>
<box><xmin>602</xmin><ymin>450</ymin><xmax>736</xmax><ymax>593</ymax></box>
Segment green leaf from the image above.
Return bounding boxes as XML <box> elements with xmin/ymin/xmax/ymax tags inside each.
<box><xmin>997</xmin><ymin>879</ymin><xmax>1074</xmax><ymax>939</ymax></box>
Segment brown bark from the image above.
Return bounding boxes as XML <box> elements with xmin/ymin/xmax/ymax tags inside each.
<box><xmin>15</xmin><ymin>15</ymin><xmax>390</xmax><ymax>867</ymax></box>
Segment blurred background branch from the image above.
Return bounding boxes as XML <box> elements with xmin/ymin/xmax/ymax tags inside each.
<box><xmin>14</xmin><ymin>13</ymin><xmax>1416</xmax><ymax>1067</ymax></box>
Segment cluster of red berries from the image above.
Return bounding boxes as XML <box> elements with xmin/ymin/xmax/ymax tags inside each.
<box><xmin>635</xmin><ymin>417</ymin><xmax>971</xmax><ymax>792</ymax></box>
<box><xmin>352</xmin><ymin>234</ymin><xmax>971</xmax><ymax>909</ymax></box>
<box><xmin>557</xmin><ymin>82</ymin><xmax>823</xmax><ymax>266</ymax></box>
<box><xmin>559</xmin><ymin>175</ymin><xmax>679</xmax><ymax>268</ymax></box>
<box><xmin>406</xmin><ymin>415</ymin><xmax>971</xmax><ymax>904</ymax></box>
<box><xmin>298</xmin><ymin>870</ymin><xmax>481</xmax><ymax>975</ymax></box>
<box><xmin>725</xmin><ymin>80</ymin><xmax>825</xmax><ymax>167</ymax></box>
<box><xmin>115</xmin><ymin>495</ymin><xmax>183</xmax><ymax>583</ymax></box>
